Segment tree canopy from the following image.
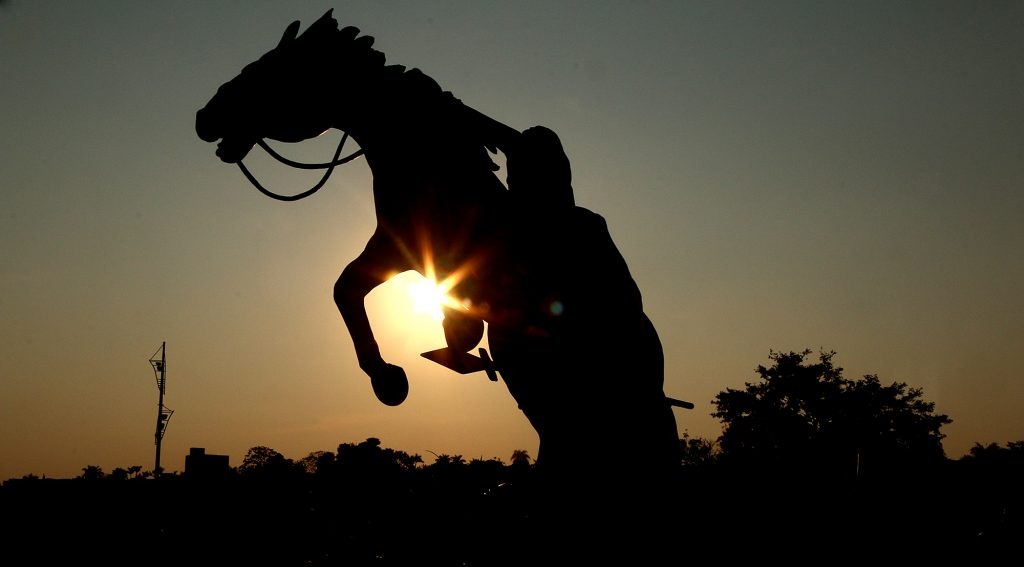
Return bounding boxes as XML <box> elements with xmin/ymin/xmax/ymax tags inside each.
<box><xmin>712</xmin><ymin>349</ymin><xmax>951</xmax><ymax>480</ymax></box>
<box><xmin>237</xmin><ymin>445</ymin><xmax>297</xmax><ymax>480</ymax></box>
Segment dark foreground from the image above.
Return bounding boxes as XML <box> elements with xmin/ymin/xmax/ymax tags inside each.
<box><xmin>1</xmin><ymin>460</ymin><xmax>1018</xmax><ymax>566</ymax></box>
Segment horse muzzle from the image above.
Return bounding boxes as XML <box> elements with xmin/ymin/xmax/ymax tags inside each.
<box><xmin>195</xmin><ymin>107</ymin><xmax>220</xmax><ymax>143</ymax></box>
<box><xmin>214</xmin><ymin>137</ymin><xmax>256</xmax><ymax>164</ymax></box>
<box><xmin>196</xmin><ymin>109</ymin><xmax>256</xmax><ymax>163</ymax></box>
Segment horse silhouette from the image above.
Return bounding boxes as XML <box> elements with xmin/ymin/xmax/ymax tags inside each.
<box><xmin>195</xmin><ymin>12</ymin><xmax>683</xmax><ymax>534</ymax></box>
<box><xmin>196</xmin><ymin>10</ymin><xmax>520</xmax><ymax>408</ymax></box>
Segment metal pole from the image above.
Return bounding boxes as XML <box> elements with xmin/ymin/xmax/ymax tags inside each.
<box><xmin>154</xmin><ymin>341</ymin><xmax>165</xmax><ymax>477</ymax></box>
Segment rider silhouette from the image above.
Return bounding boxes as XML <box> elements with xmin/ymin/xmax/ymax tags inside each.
<box><xmin>488</xmin><ymin>126</ymin><xmax>680</xmax><ymax>559</ymax></box>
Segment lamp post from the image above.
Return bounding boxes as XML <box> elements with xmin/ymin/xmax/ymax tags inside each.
<box><xmin>149</xmin><ymin>342</ymin><xmax>173</xmax><ymax>477</ymax></box>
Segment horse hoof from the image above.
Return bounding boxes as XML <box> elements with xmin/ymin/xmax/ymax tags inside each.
<box><xmin>371</xmin><ymin>364</ymin><xmax>409</xmax><ymax>406</ymax></box>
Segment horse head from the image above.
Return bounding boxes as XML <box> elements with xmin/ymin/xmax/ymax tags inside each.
<box><xmin>195</xmin><ymin>9</ymin><xmax>385</xmax><ymax>163</ymax></box>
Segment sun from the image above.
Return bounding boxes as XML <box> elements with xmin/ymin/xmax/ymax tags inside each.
<box><xmin>364</xmin><ymin>270</ymin><xmax>460</xmax><ymax>352</ymax></box>
<box><xmin>407</xmin><ymin>276</ymin><xmax>450</xmax><ymax>322</ymax></box>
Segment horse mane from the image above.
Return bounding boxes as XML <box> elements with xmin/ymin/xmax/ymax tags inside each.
<box><xmin>287</xmin><ymin>10</ymin><xmax>392</xmax><ymax>88</ymax></box>
<box><xmin>269</xmin><ymin>10</ymin><xmax>501</xmax><ymax>182</ymax></box>
<box><xmin>292</xmin><ymin>12</ymin><xmax>461</xmax><ymax>112</ymax></box>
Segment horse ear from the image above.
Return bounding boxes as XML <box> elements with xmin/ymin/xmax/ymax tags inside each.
<box><xmin>303</xmin><ymin>9</ymin><xmax>339</xmax><ymax>38</ymax></box>
<box><xmin>278</xmin><ymin>20</ymin><xmax>300</xmax><ymax>47</ymax></box>
<box><xmin>316</xmin><ymin>8</ymin><xmax>336</xmax><ymax>25</ymax></box>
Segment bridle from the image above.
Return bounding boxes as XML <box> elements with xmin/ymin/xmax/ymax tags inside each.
<box><xmin>237</xmin><ymin>131</ymin><xmax>364</xmax><ymax>202</ymax></box>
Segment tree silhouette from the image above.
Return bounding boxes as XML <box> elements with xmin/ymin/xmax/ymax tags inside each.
<box><xmin>335</xmin><ymin>437</ymin><xmax>422</xmax><ymax>479</ymax></box>
<box><xmin>78</xmin><ymin>465</ymin><xmax>104</xmax><ymax>480</ymax></box>
<box><xmin>698</xmin><ymin>350</ymin><xmax>959</xmax><ymax>559</ymax></box>
<box><xmin>712</xmin><ymin>349</ymin><xmax>951</xmax><ymax>480</ymax></box>
<box><xmin>510</xmin><ymin>449</ymin><xmax>531</xmax><ymax>467</ymax></box>
<box><xmin>952</xmin><ymin>440</ymin><xmax>1024</xmax><ymax>548</ymax></box>
<box><xmin>678</xmin><ymin>431</ymin><xmax>719</xmax><ymax>469</ymax></box>
<box><xmin>107</xmin><ymin>465</ymin><xmax>146</xmax><ymax>481</ymax></box>
<box><xmin>296</xmin><ymin>450</ymin><xmax>335</xmax><ymax>476</ymax></box>
<box><xmin>429</xmin><ymin>453</ymin><xmax>466</xmax><ymax>467</ymax></box>
<box><xmin>237</xmin><ymin>445</ymin><xmax>298</xmax><ymax>480</ymax></box>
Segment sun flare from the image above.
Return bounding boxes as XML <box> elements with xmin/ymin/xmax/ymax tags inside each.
<box><xmin>408</xmin><ymin>276</ymin><xmax>451</xmax><ymax>322</ymax></box>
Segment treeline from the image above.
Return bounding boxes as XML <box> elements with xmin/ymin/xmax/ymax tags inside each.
<box><xmin>4</xmin><ymin>438</ymin><xmax>1020</xmax><ymax>564</ymax></box>
<box><xmin>1</xmin><ymin>438</ymin><xmax>539</xmax><ymax>566</ymax></box>
<box><xmin>1</xmin><ymin>350</ymin><xmax>1020</xmax><ymax>564</ymax></box>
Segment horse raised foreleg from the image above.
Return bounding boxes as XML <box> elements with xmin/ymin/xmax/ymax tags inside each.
<box><xmin>334</xmin><ymin>232</ymin><xmax>410</xmax><ymax>406</ymax></box>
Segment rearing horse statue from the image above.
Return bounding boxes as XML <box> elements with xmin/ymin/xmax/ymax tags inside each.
<box><xmin>196</xmin><ymin>10</ymin><xmax>520</xmax><ymax>408</ymax></box>
<box><xmin>195</xmin><ymin>13</ymin><xmax>683</xmax><ymax>536</ymax></box>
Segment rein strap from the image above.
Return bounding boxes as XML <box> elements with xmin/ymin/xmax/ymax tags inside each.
<box><xmin>237</xmin><ymin>131</ymin><xmax>364</xmax><ymax>202</ymax></box>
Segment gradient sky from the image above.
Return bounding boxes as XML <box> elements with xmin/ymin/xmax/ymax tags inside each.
<box><xmin>1</xmin><ymin>1</ymin><xmax>1021</xmax><ymax>480</ymax></box>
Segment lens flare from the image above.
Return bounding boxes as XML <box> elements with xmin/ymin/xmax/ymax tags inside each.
<box><xmin>405</xmin><ymin>257</ymin><xmax>469</xmax><ymax>322</ymax></box>
<box><xmin>408</xmin><ymin>277</ymin><xmax>449</xmax><ymax>322</ymax></box>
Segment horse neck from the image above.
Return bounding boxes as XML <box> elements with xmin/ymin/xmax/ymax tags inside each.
<box><xmin>338</xmin><ymin>127</ymin><xmax>424</xmax><ymax>218</ymax></box>
<box><xmin>333</xmin><ymin>101</ymin><xmax>507</xmax><ymax>218</ymax></box>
